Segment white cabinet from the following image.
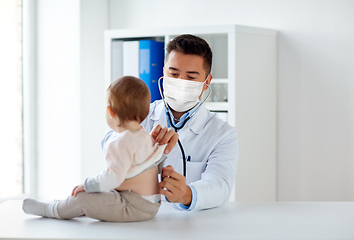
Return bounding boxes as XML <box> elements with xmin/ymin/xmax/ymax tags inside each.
<box><xmin>104</xmin><ymin>25</ymin><xmax>277</xmax><ymax>201</ymax></box>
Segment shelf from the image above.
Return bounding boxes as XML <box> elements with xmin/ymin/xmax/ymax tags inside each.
<box><xmin>211</xmin><ymin>78</ymin><xmax>228</xmax><ymax>83</ymax></box>
<box><xmin>105</xmin><ymin>24</ymin><xmax>277</xmax><ymax>202</ymax></box>
<box><xmin>204</xmin><ymin>102</ymin><xmax>229</xmax><ymax>112</ymax></box>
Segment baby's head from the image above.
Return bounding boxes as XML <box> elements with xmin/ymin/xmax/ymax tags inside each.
<box><xmin>107</xmin><ymin>76</ymin><xmax>150</xmax><ymax>127</ymax></box>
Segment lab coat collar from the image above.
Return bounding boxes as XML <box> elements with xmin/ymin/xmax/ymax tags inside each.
<box><xmin>152</xmin><ymin>100</ymin><xmax>210</xmax><ymax>135</ymax></box>
<box><xmin>187</xmin><ymin>104</ymin><xmax>209</xmax><ymax>135</ymax></box>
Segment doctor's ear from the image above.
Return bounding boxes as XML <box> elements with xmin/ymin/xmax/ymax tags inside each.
<box><xmin>204</xmin><ymin>74</ymin><xmax>213</xmax><ymax>90</ymax></box>
<box><xmin>207</xmin><ymin>73</ymin><xmax>213</xmax><ymax>83</ymax></box>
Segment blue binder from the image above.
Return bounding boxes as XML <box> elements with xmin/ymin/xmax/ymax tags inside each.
<box><xmin>139</xmin><ymin>40</ymin><xmax>164</xmax><ymax>103</ymax></box>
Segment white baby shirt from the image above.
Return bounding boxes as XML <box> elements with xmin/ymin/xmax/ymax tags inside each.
<box><xmin>84</xmin><ymin>128</ymin><xmax>158</xmax><ymax>192</ymax></box>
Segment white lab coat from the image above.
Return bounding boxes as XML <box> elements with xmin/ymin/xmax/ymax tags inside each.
<box><xmin>141</xmin><ymin>100</ymin><xmax>239</xmax><ymax>210</ymax></box>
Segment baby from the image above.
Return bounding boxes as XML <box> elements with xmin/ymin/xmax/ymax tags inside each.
<box><xmin>23</xmin><ymin>76</ymin><xmax>168</xmax><ymax>222</ymax></box>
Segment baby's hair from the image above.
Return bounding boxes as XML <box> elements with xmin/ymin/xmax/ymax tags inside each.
<box><xmin>107</xmin><ymin>76</ymin><xmax>150</xmax><ymax>124</ymax></box>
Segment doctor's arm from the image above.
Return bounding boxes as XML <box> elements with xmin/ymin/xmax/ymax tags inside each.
<box><xmin>189</xmin><ymin>129</ymin><xmax>238</xmax><ymax>210</ymax></box>
<box><xmin>160</xmin><ymin>129</ymin><xmax>238</xmax><ymax>210</ymax></box>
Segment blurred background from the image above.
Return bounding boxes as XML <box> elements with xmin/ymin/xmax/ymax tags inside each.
<box><xmin>0</xmin><ymin>0</ymin><xmax>353</xmax><ymax>202</ymax></box>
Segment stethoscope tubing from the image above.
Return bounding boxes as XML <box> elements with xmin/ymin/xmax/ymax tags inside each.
<box><xmin>157</xmin><ymin>76</ymin><xmax>211</xmax><ymax>178</ymax></box>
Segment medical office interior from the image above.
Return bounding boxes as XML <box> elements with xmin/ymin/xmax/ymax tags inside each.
<box><xmin>1</xmin><ymin>0</ymin><xmax>353</xmax><ymax>206</ymax></box>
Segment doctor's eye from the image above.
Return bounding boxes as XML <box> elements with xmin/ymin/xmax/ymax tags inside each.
<box><xmin>170</xmin><ymin>72</ymin><xmax>179</xmax><ymax>77</ymax></box>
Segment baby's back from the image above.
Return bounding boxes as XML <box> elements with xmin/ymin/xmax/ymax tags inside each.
<box><xmin>116</xmin><ymin>166</ymin><xmax>160</xmax><ymax>196</ymax></box>
<box><xmin>103</xmin><ymin>129</ymin><xmax>159</xmax><ymax>196</ymax></box>
<box><xmin>112</xmin><ymin>129</ymin><xmax>160</xmax><ymax>196</ymax></box>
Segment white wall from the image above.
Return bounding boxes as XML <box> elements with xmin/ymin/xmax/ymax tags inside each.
<box><xmin>36</xmin><ymin>0</ymin><xmax>81</xmax><ymax>199</ymax></box>
<box><xmin>108</xmin><ymin>0</ymin><xmax>354</xmax><ymax>201</ymax></box>
<box><xmin>35</xmin><ymin>0</ymin><xmax>108</xmax><ymax>200</ymax></box>
<box><xmin>79</xmin><ymin>0</ymin><xmax>109</xmax><ymax>182</ymax></box>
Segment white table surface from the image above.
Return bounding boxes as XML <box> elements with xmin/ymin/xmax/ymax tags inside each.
<box><xmin>0</xmin><ymin>200</ymin><xmax>353</xmax><ymax>240</ymax></box>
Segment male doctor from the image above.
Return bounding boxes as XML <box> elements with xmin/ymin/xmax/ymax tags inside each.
<box><xmin>142</xmin><ymin>34</ymin><xmax>239</xmax><ymax>211</ymax></box>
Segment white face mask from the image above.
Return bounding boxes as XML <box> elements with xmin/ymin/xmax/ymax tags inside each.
<box><xmin>162</xmin><ymin>75</ymin><xmax>209</xmax><ymax>112</ymax></box>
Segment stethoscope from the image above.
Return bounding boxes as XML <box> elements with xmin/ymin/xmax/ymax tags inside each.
<box><xmin>157</xmin><ymin>76</ymin><xmax>211</xmax><ymax>177</ymax></box>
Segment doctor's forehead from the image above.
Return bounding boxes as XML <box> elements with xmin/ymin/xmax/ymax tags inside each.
<box><xmin>164</xmin><ymin>51</ymin><xmax>204</xmax><ymax>71</ymax></box>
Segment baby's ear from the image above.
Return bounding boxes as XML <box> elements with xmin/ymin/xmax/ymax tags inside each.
<box><xmin>107</xmin><ymin>106</ymin><xmax>115</xmax><ymax>118</ymax></box>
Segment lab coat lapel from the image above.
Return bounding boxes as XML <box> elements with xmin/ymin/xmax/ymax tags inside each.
<box><xmin>186</xmin><ymin>105</ymin><xmax>210</xmax><ymax>135</ymax></box>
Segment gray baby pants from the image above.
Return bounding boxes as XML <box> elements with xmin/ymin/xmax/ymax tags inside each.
<box><xmin>57</xmin><ymin>190</ymin><xmax>160</xmax><ymax>222</ymax></box>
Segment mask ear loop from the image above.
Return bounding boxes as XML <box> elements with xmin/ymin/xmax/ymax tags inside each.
<box><xmin>201</xmin><ymin>74</ymin><xmax>212</xmax><ymax>103</ymax></box>
<box><xmin>188</xmin><ymin>81</ymin><xmax>212</xmax><ymax>119</ymax></box>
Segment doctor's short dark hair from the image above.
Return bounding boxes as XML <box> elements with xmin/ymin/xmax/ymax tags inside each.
<box><xmin>107</xmin><ymin>76</ymin><xmax>150</xmax><ymax>124</ymax></box>
<box><xmin>166</xmin><ymin>34</ymin><xmax>213</xmax><ymax>76</ymax></box>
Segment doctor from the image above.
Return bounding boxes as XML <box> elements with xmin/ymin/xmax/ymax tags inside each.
<box><xmin>142</xmin><ymin>34</ymin><xmax>239</xmax><ymax>211</ymax></box>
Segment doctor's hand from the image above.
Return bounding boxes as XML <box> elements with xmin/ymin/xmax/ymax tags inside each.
<box><xmin>159</xmin><ymin>165</ymin><xmax>192</xmax><ymax>206</ymax></box>
<box><xmin>150</xmin><ymin>125</ymin><xmax>178</xmax><ymax>154</ymax></box>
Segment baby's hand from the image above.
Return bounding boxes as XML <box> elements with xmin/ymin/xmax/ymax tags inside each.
<box><xmin>71</xmin><ymin>184</ymin><xmax>85</xmax><ymax>197</ymax></box>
